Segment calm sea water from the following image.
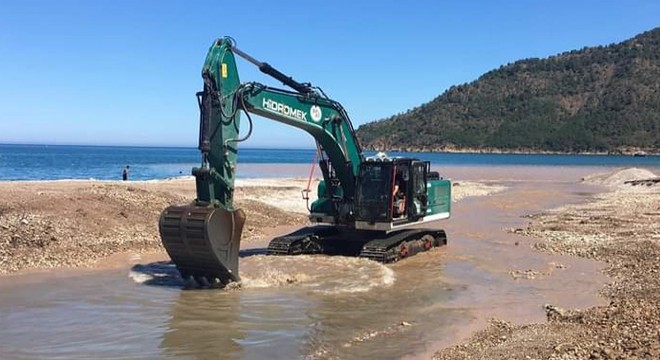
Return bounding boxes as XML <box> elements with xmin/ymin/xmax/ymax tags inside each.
<box><xmin>0</xmin><ymin>144</ymin><xmax>659</xmax><ymax>181</ymax></box>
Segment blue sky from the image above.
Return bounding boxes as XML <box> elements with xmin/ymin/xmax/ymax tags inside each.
<box><xmin>0</xmin><ymin>1</ymin><xmax>658</xmax><ymax>148</ymax></box>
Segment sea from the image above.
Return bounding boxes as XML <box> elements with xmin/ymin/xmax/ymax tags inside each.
<box><xmin>1</xmin><ymin>144</ymin><xmax>659</xmax><ymax>181</ymax></box>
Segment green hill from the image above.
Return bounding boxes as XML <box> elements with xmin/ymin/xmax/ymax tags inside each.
<box><xmin>357</xmin><ymin>28</ymin><xmax>660</xmax><ymax>154</ymax></box>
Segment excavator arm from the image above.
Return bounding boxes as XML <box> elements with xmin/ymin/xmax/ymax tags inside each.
<box><xmin>239</xmin><ymin>84</ymin><xmax>362</xmax><ymax>197</ymax></box>
<box><xmin>194</xmin><ymin>37</ymin><xmax>362</xmax><ymax>208</ymax></box>
<box><xmin>159</xmin><ymin>37</ymin><xmax>364</xmax><ymax>287</ymax></box>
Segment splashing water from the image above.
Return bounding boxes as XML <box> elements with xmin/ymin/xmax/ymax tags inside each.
<box><xmin>239</xmin><ymin>255</ymin><xmax>396</xmax><ymax>294</ymax></box>
<box><xmin>129</xmin><ymin>255</ymin><xmax>396</xmax><ymax>294</ymax></box>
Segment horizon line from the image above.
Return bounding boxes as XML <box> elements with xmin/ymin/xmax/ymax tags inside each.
<box><xmin>0</xmin><ymin>142</ymin><xmax>317</xmax><ymax>150</ymax></box>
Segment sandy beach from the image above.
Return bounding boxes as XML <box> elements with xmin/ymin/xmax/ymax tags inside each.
<box><xmin>1</xmin><ymin>167</ymin><xmax>659</xmax><ymax>359</ymax></box>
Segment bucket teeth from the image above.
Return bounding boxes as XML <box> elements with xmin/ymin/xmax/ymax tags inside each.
<box><xmin>159</xmin><ymin>204</ymin><xmax>245</xmax><ymax>287</ymax></box>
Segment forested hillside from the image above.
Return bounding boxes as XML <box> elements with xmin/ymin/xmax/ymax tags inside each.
<box><xmin>357</xmin><ymin>28</ymin><xmax>660</xmax><ymax>153</ymax></box>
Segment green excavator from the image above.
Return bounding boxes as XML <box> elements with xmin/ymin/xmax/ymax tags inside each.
<box><xmin>158</xmin><ymin>37</ymin><xmax>451</xmax><ymax>288</ymax></box>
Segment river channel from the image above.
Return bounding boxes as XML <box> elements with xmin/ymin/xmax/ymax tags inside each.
<box><xmin>0</xmin><ymin>167</ymin><xmax>609</xmax><ymax>359</ymax></box>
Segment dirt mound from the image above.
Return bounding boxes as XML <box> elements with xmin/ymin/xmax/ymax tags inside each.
<box><xmin>582</xmin><ymin>167</ymin><xmax>657</xmax><ymax>188</ymax></box>
<box><xmin>0</xmin><ymin>181</ymin><xmax>306</xmax><ymax>274</ymax></box>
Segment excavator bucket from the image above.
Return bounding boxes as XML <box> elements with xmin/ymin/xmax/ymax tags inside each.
<box><xmin>158</xmin><ymin>204</ymin><xmax>246</xmax><ymax>287</ymax></box>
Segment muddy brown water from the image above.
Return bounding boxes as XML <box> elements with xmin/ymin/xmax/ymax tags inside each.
<box><xmin>0</xmin><ymin>167</ymin><xmax>611</xmax><ymax>359</ymax></box>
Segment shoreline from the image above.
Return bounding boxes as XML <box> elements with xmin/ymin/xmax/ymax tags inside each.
<box><xmin>365</xmin><ymin>146</ymin><xmax>660</xmax><ymax>156</ymax></box>
<box><xmin>3</xmin><ymin>142</ymin><xmax>659</xmax><ymax>156</ymax></box>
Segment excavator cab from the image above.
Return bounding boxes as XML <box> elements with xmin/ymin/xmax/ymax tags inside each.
<box><xmin>355</xmin><ymin>157</ymin><xmax>430</xmax><ymax>229</ymax></box>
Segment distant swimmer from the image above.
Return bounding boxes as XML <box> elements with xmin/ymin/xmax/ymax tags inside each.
<box><xmin>122</xmin><ymin>165</ymin><xmax>130</xmax><ymax>181</ymax></box>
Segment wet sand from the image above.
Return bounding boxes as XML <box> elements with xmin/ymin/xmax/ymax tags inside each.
<box><xmin>0</xmin><ymin>165</ymin><xmax>654</xmax><ymax>359</ymax></box>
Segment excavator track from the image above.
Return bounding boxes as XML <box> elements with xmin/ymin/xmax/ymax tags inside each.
<box><xmin>267</xmin><ymin>226</ymin><xmax>337</xmax><ymax>255</ymax></box>
<box><xmin>267</xmin><ymin>234</ymin><xmax>323</xmax><ymax>255</ymax></box>
<box><xmin>359</xmin><ymin>229</ymin><xmax>447</xmax><ymax>263</ymax></box>
<box><xmin>266</xmin><ymin>227</ymin><xmax>447</xmax><ymax>263</ymax></box>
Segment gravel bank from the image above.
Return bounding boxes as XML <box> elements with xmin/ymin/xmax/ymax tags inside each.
<box><xmin>0</xmin><ymin>178</ymin><xmax>500</xmax><ymax>274</ymax></box>
<box><xmin>0</xmin><ymin>180</ymin><xmax>305</xmax><ymax>274</ymax></box>
<box><xmin>434</xmin><ymin>168</ymin><xmax>660</xmax><ymax>360</ymax></box>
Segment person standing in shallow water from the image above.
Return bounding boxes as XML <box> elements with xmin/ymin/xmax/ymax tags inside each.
<box><xmin>122</xmin><ymin>165</ymin><xmax>130</xmax><ymax>181</ymax></box>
